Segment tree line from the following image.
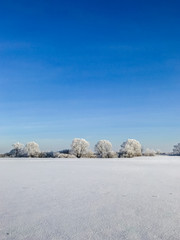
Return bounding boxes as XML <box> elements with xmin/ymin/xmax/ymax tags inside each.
<box><xmin>0</xmin><ymin>138</ymin><xmax>175</xmax><ymax>158</ymax></box>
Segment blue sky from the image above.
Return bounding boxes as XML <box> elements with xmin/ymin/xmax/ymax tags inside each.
<box><xmin>0</xmin><ymin>0</ymin><xmax>180</xmax><ymax>153</ymax></box>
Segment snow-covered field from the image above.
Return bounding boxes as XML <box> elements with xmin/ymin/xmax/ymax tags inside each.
<box><xmin>0</xmin><ymin>156</ymin><xmax>180</xmax><ymax>240</ymax></box>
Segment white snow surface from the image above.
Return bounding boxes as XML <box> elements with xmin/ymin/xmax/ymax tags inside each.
<box><xmin>0</xmin><ymin>156</ymin><xmax>180</xmax><ymax>240</ymax></box>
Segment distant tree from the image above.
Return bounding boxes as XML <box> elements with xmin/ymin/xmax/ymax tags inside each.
<box><xmin>11</xmin><ymin>142</ymin><xmax>24</xmax><ymax>157</ymax></box>
<box><xmin>24</xmin><ymin>141</ymin><xmax>40</xmax><ymax>157</ymax></box>
<box><xmin>71</xmin><ymin>138</ymin><xmax>89</xmax><ymax>158</ymax></box>
<box><xmin>143</xmin><ymin>148</ymin><xmax>156</xmax><ymax>156</ymax></box>
<box><xmin>95</xmin><ymin>140</ymin><xmax>112</xmax><ymax>158</ymax></box>
<box><xmin>173</xmin><ymin>143</ymin><xmax>180</xmax><ymax>155</ymax></box>
<box><xmin>120</xmin><ymin>139</ymin><xmax>142</xmax><ymax>158</ymax></box>
<box><xmin>156</xmin><ymin>149</ymin><xmax>162</xmax><ymax>155</ymax></box>
<box><xmin>60</xmin><ymin>149</ymin><xmax>70</xmax><ymax>154</ymax></box>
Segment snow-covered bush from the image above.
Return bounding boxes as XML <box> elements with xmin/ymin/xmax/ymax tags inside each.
<box><xmin>173</xmin><ymin>143</ymin><xmax>180</xmax><ymax>155</ymax></box>
<box><xmin>11</xmin><ymin>142</ymin><xmax>24</xmax><ymax>157</ymax></box>
<box><xmin>83</xmin><ymin>151</ymin><xmax>97</xmax><ymax>158</ymax></box>
<box><xmin>38</xmin><ymin>152</ymin><xmax>48</xmax><ymax>158</ymax></box>
<box><xmin>119</xmin><ymin>139</ymin><xmax>142</xmax><ymax>158</ymax></box>
<box><xmin>38</xmin><ymin>151</ymin><xmax>54</xmax><ymax>158</ymax></box>
<box><xmin>55</xmin><ymin>153</ymin><xmax>76</xmax><ymax>158</ymax></box>
<box><xmin>71</xmin><ymin>138</ymin><xmax>89</xmax><ymax>158</ymax></box>
<box><xmin>24</xmin><ymin>141</ymin><xmax>40</xmax><ymax>157</ymax></box>
<box><xmin>143</xmin><ymin>148</ymin><xmax>156</xmax><ymax>156</ymax></box>
<box><xmin>106</xmin><ymin>151</ymin><xmax>118</xmax><ymax>158</ymax></box>
<box><xmin>95</xmin><ymin>140</ymin><xmax>112</xmax><ymax>158</ymax></box>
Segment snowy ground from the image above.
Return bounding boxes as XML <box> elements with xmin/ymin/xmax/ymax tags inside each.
<box><xmin>0</xmin><ymin>156</ymin><xmax>180</xmax><ymax>240</ymax></box>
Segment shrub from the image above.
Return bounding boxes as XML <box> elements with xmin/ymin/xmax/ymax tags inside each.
<box><xmin>55</xmin><ymin>153</ymin><xmax>76</xmax><ymax>158</ymax></box>
<box><xmin>106</xmin><ymin>151</ymin><xmax>118</xmax><ymax>158</ymax></box>
<box><xmin>143</xmin><ymin>148</ymin><xmax>156</xmax><ymax>156</ymax></box>
<box><xmin>83</xmin><ymin>151</ymin><xmax>97</xmax><ymax>158</ymax></box>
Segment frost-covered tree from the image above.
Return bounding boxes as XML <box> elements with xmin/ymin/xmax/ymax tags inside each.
<box><xmin>95</xmin><ymin>140</ymin><xmax>112</xmax><ymax>158</ymax></box>
<box><xmin>120</xmin><ymin>139</ymin><xmax>142</xmax><ymax>158</ymax></box>
<box><xmin>11</xmin><ymin>142</ymin><xmax>24</xmax><ymax>157</ymax></box>
<box><xmin>156</xmin><ymin>149</ymin><xmax>162</xmax><ymax>155</ymax></box>
<box><xmin>24</xmin><ymin>141</ymin><xmax>40</xmax><ymax>157</ymax></box>
<box><xmin>173</xmin><ymin>143</ymin><xmax>180</xmax><ymax>155</ymax></box>
<box><xmin>144</xmin><ymin>148</ymin><xmax>156</xmax><ymax>156</ymax></box>
<box><xmin>71</xmin><ymin>138</ymin><xmax>89</xmax><ymax>158</ymax></box>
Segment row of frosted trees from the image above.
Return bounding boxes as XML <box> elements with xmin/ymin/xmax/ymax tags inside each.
<box><xmin>3</xmin><ymin>138</ymin><xmax>165</xmax><ymax>158</ymax></box>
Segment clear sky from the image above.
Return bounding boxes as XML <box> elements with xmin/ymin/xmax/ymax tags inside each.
<box><xmin>0</xmin><ymin>0</ymin><xmax>180</xmax><ymax>153</ymax></box>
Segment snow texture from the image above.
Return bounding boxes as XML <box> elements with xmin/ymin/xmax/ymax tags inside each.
<box><xmin>0</xmin><ymin>156</ymin><xmax>180</xmax><ymax>240</ymax></box>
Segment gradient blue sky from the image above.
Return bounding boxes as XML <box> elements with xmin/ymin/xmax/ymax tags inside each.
<box><xmin>0</xmin><ymin>0</ymin><xmax>180</xmax><ymax>153</ymax></box>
